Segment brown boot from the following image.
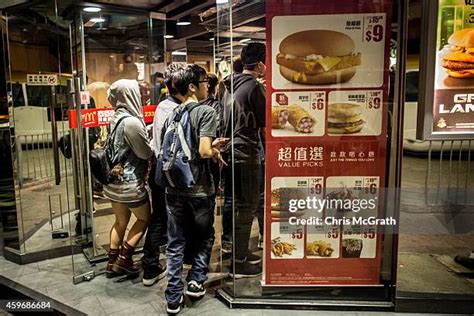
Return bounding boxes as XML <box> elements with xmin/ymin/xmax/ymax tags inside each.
<box><xmin>106</xmin><ymin>248</ymin><xmax>122</xmax><ymax>278</ymax></box>
<box><xmin>113</xmin><ymin>242</ymin><xmax>140</xmax><ymax>275</ymax></box>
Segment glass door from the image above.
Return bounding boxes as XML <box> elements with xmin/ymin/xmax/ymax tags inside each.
<box><xmin>2</xmin><ymin>0</ymin><xmax>77</xmax><ymax>263</ymax></box>
<box><xmin>69</xmin><ymin>6</ymin><xmax>165</xmax><ymax>283</ymax></box>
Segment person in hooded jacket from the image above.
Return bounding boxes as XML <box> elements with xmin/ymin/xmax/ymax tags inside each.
<box><xmin>103</xmin><ymin>79</ymin><xmax>153</xmax><ymax>277</ymax></box>
<box><xmin>221</xmin><ymin>43</ymin><xmax>266</xmax><ymax>278</ymax></box>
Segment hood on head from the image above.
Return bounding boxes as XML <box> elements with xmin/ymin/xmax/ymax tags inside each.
<box><xmin>107</xmin><ymin>79</ymin><xmax>142</xmax><ymax>118</ymax></box>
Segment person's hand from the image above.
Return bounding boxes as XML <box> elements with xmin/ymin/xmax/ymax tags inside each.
<box><xmin>212</xmin><ymin>137</ymin><xmax>230</xmax><ymax>149</ymax></box>
<box><xmin>212</xmin><ymin>149</ymin><xmax>227</xmax><ymax>167</ymax></box>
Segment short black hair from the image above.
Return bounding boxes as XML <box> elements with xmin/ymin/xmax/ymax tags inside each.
<box><xmin>240</xmin><ymin>42</ymin><xmax>266</xmax><ymax>70</ymax></box>
<box><xmin>172</xmin><ymin>64</ymin><xmax>207</xmax><ymax>96</ymax></box>
<box><xmin>207</xmin><ymin>73</ymin><xmax>218</xmax><ymax>94</ymax></box>
<box><xmin>233</xmin><ymin>56</ymin><xmax>244</xmax><ymax>73</ymax></box>
<box><xmin>164</xmin><ymin>63</ymin><xmax>186</xmax><ymax>95</ymax></box>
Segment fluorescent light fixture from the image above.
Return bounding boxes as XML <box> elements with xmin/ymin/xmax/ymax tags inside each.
<box><xmin>90</xmin><ymin>17</ymin><xmax>106</xmax><ymax>23</ymax></box>
<box><xmin>171</xmin><ymin>51</ymin><xmax>187</xmax><ymax>56</ymax></box>
<box><xmin>83</xmin><ymin>7</ymin><xmax>101</xmax><ymax>13</ymax></box>
<box><xmin>209</xmin><ymin>37</ymin><xmax>214</xmax><ymax>41</ymax></box>
<box><xmin>239</xmin><ymin>38</ymin><xmax>251</xmax><ymax>43</ymax></box>
<box><xmin>164</xmin><ymin>34</ymin><xmax>174</xmax><ymax>39</ymax></box>
<box><xmin>176</xmin><ymin>21</ymin><xmax>191</xmax><ymax>26</ymax></box>
<box><xmin>216</xmin><ymin>0</ymin><xmax>228</xmax><ymax>3</ymax></box>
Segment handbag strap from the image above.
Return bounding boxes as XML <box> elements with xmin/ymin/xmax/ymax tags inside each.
<box><xmin>106</xmin><ymin>115</ymin><xmax>130</xmax><ymax>163</ymax></box>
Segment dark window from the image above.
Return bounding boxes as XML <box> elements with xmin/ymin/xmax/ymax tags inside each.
<box><xmin>405</xmin><ymin>71</ymin><xmax>419</xmax><ymax>102</ymax></box>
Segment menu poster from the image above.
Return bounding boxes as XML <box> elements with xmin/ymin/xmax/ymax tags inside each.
<box><xmin>430</xmin><ymin>1</ymin><xmax>474</xmax><ymax>137</ymax></box>
<box><xmin>264</xmin><ymin>0</ymin><xmax>393</xmax><ymax>286</ymax></box>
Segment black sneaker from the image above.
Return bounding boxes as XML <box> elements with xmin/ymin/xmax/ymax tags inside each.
<box><xmin>229</xmin><ymin>261</ymin><xmax>262</xmax><ymax>279</ymax></box>
<box><xmin>142</xmin><ymin>264</ymin><xmax>167</xmax><ymax>287</ymax></box>
<box><xmin>185</xmin><ymin>280</ymin><xmax>206</xmax><ymax>298</ymax></box>
<box><xmin>246</xmin><ymin>252</ymin><xmax>262</xmax><ymax>264</ymax></box>
<box><xmin>166</xmin><ymin>295</ymin><xmax>183</xmax><ymax>314</ymax></box>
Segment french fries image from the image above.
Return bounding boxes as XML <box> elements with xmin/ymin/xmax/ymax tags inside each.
<box><xmin>271</xmin><ymin>237</ymin><xmax>297</xmax><ymax>257</ymax></box>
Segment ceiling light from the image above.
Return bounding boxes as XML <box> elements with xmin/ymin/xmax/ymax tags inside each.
<box><xmin>83</xmin><ymin>7</ymin><xmax>101</xmax><ymax>13</ymax></box>
<box><xmin>209</xmin><ymin>37</ymin><xmax>214</xmax><ymax>41</ymax></box>
<box><xmin>239</xmin><ymin>38</ymin><xmax>251</xmax><ymax>43</ymax></box>
<box><xmin>176</xmin><ymin>21</ymin><xmax>191</xmax><ymax>26</ymax></box>
<box><xmin>164</xmin><ymin>34</ymin><xmax>174</xmax><ymax>39</ymax></box>
<box><xmin>90</xmin><ymin>17</ymin><xmax>106</xmax><ymax>23</ymax></box>
<box><xmin>171</xmin><ymin>51</ymin><xmax>187</xmax><ymax>56</ymax></box>
<box><xmin>216</xmin><ymin>0</ymin><xmax>228</xmax><ymax>3</ymax></box>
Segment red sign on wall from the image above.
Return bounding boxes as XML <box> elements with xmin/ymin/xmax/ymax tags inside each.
<box><xmin>69</xmin><ymin>105</ymin><xmax>157</xmax><ymax>128</ymax></box>
<box><xmin>264</xmin><ymin>0</ymin><xmax>393</xmax><ymax>286</ymax></box>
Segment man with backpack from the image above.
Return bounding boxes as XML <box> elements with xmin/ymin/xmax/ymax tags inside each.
<box><xmin>221</xmin><ymin>42</ymin><xmax>266</xmax><ymax>278</ymax></box>
<box><xmin>141</xmin><ymin>63</ymin><xmax>185</xmax><ymax>286</ymax></box>
<box><xmin>157</xmin><ymin>64</ymin><xmax>222</xmax><ymax>314</ymax></box>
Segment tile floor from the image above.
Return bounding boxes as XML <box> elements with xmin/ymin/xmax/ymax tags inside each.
<box><xmin>0</xmin><ymin>255</ymin><xmax>466</xmax><ymax>316</ymax></box>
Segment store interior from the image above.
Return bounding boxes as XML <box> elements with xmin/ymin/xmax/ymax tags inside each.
<box><xmin>0</xmin><ymin>0</ymin><xmax>473</xmax><ymax>314</ymax></box>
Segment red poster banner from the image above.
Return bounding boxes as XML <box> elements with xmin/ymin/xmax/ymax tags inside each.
<box><xmin>68</xmin><ymin>105</ymin><xmax>157</xmax><ymax>128</ymax></box>
<box><xmin>264</xmin><ymin>0</ymin><xmax>393</xmax><ymax>286</ymax></box>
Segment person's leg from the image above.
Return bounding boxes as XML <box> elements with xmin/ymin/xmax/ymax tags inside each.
<box><xmin>142</xmin><ymin>162</ymin><xmax>167</xmax><ymax>270</ymax></box>
<box><xmin>231</xmin><ymin>163</ymin><xmax>262</xmax><ymax>277</ymax></box>
<box><xmin>256</xmin><ymin>162</ymin><xmax>265</xmax><ymax>244</ymax></box>
<box><xmin>110</xmin><ymin>201</ymin><xmax>131</xmax><ymax>249</ymax></box>
<box><xmin>126</xmin><ymin>200</ymin><xmax>151</xmax><ymax>247</ymax></box>
<box><xmin>113</xmin><ymin>199</ymin><xmax>150</xmax><ymax>275</ymax></box>
<box><xmin>234</xmin><ymin>163</ymin><xmax>261</xmax><ymax>260</ymax></box>
<box><xmin>165</xmin><ymin>194</ymin><xmax>188</xmax><ymax>305</ymax></box>
<box><xmin>186</xmin><ymin>196</ymin><xmax>215</xmax><ymax>293</ymax></box>
<box><xmin>222</xmin><ymin>166</ymin><xmax>232</xmax><ymax>243</ymax></box>
<box><xmin>107</xmin><ymin>201</ymin><xmax>131</xmax><ymax>276</ymax></box>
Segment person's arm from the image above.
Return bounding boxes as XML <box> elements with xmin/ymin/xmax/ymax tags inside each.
<box><xmin>199</xmin><ymin>137</ymin><xmax>220</xmax><ymax>158</ymax></box>
<box><xmin>123</xmin><ymin>117</ymin><xmax>153</xmax><ymax>160</ymax></box>
<box><xmin>252</xmin><ymin>82</ymin><xmax>266</xmax><ymax>143</ymax></box>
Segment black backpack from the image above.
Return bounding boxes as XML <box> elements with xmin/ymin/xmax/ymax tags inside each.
<box><xmin>89</xmin><ymin>116</ymin><xmax>129</xmax><ymax>185</ymax></box>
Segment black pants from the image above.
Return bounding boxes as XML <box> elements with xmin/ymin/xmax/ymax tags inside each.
<box><xmin>223</xmin><ymin>163</ymin><xmax>261</xmax><ymax>260</ymax></box>
<box><xmin>223</xmin><ymin>163</ymin><xmax>264</xmax><ymax>244</ymax></box>
<box><xmin>142</xmin><ymin>161</ymin><xmax>168</xmax><ymax>269</ymax></box>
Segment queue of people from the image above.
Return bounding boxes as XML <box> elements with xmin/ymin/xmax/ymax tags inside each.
<box><xmin>102</xmin><ymin>42</ymin><xmax>266</xmax><ymax>315</ymax></box>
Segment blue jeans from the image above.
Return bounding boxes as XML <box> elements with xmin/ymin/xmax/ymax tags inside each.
<box><xmin>165</xmin><ymin>194</ymin><xmax>215</xmax><ymax>304</ymax></box>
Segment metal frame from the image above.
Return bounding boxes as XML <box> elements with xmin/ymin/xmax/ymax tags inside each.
<box><xmin>417</xmin><ymin>0</ymin><xmax>474</xmax><ymax>140</ymax></box>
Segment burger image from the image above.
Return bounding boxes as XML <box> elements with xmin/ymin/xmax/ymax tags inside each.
<box><xmin>442</xmin><ymin>28</ymin><xmax>474</xmax><ymax>78</ymax></box>
<box><xmin>328</xmin><ymin>103</ymin><xmax>365</xmax><ymax>134</ymax></box>
<box><xmin>276</xmin><ymin>30</ymin><xmax>361</xmax><ymax>85</ymax></box>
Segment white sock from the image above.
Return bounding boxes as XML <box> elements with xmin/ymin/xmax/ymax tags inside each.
<box><xmin>469</xmin><ymin>251</ymin><xmax>474</xmax><ymax>259</ymax></box>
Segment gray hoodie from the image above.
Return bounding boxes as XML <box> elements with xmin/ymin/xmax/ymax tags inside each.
<box><xmin>104</xmin><ymin>79</ymin><xmax>153</xmax><ymax>203</ymax></box>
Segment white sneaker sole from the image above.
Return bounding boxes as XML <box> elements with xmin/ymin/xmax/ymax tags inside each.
<box><xmin>228</xmin><ymin>271</ymin><xmax>262</xmax><ymax>279</ymax></box>
<box><xmin>142</xmin><ymin>268</ymin><xmax>167</xmax><ymax>286</ymax></box>
<box><xmin>185</xmin><ymin>288</ymin><xmax>206</xmax><ymax>298</ymax></box>
<box><xmin>166</xmin><ymin>297</ymin><xmax>183</xmax><ymax>314</ymax></box>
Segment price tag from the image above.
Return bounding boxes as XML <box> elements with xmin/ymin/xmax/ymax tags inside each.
<box><xmin>363</xmin><ymin>177</ymin><xmax>379</xmax><ymax>195</ymax></box>
<box><xmin>291</xmin><ymin>228</ymin><xmax>303</xmax><ymax>240</ymax></box>
<box><xmin>367</xmin><ymin>91</ymin><xmax>382</xmax><ymax>110</ymax></box>
<box><xmin>310</xmin><ymin>178</ymin><xmax>323</xmax><ymax>195</ymax></box>
<box><xmin>364</xmin><ymin>15</ymin><xmax>385</xmax><ymax>43</ymax></box>
<box><xmin>311</xmin><ymin>92</ymin><xmax>325</xmax><ymax>111</ymax></box>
